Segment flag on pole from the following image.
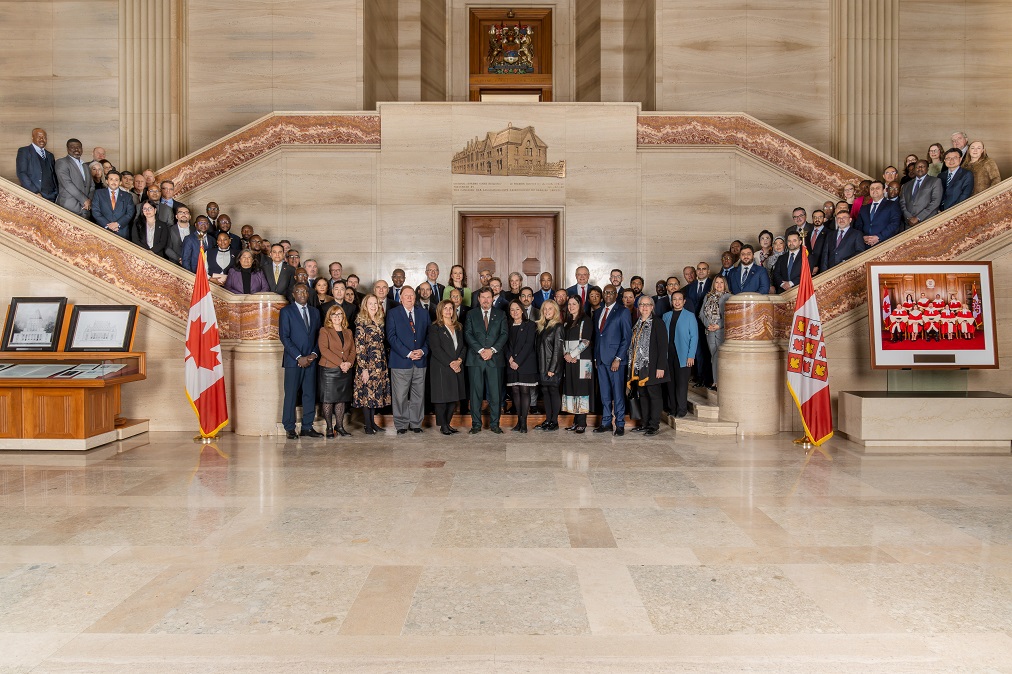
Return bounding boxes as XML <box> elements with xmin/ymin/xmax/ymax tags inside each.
<box><xmin>786</xmin><ymin>246</ymin><xmax>833</xmax><ymax>446</ymax></box>
<box><xmin>185</xmin><ymin>246</ymin><xmax>229</xmax><ymax>437</ymax></box>
<box><xmin>971</xmin><ymin>282</ymin><xmax>982</xmax><ymax>329</ymax></box>
<box><xmin>881</xmin><ymin>287</ymin><xmax>891</xmax><ymax>324</ymax></box>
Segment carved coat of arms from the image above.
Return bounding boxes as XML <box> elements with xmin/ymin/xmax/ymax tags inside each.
<box><xmin>487</xmin><ymin>23</ymin><xmax>535</xmax><ymax>74</ymax></box>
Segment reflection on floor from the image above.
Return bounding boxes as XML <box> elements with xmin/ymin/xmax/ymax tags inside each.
<box><xmin>0</xmin><ymin>430</ymin><xmax>1009</xmax><ymax>672</ymax></box>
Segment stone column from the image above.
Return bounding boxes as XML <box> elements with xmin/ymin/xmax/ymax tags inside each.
<box><xmin>718</xmin><ymin>293</ymin><xmax>782</xmax><ymax>435</ymax></box>
<box><xmin>119</xmin><ymin>0</ymin><xmax>184</xmax><ymax>170</ymax></box>
<box><xmin>230</xmin><ymin>293</ymin><xmax>286</xmax><ymax>436</ymax></box>
<box><xmin>831</xmin><ymin>0</ymin><xmax>899</xmax><ymax>176</ymax></box>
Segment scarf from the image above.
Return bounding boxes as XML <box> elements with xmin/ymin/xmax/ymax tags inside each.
<box><xmin>629</xmin><ymin>317</ymin><xmax>653</xmax><ymax>376</ymax></box>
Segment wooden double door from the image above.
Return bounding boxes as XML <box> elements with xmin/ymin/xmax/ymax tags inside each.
<box><xmin>462</xmin><ymin>214</ymin><xmax>556</xmax><ymax>290</ymax></box>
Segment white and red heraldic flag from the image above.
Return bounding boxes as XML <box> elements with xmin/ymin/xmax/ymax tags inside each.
<box><xmin>786</xmin><ymin>246</ymin><xmax>833</xmax><ymax>446</ymax></box>
<box><xmin>184</xmin><ymin>247</ymin><xmax>229</xmax><ymax>437</ymax></box>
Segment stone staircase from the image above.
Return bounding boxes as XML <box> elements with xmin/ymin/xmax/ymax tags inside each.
<box><xmin>663</xmin><ymin>388</ymin><xmax>738</xmax><ymax>436</ymax></box>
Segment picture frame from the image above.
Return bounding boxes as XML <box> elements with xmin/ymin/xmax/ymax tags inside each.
<box><xmin>866</xmin><ymin>262</ymin><xmax>998</xmax><ymax>369</ymax></box>
<box><xmin>64</xmin><ymin>305</ymin><xmax>138</xmax><ymax>352</ymax></box>
<box><xmin>1</xmin><ymin>297</ymin><xmax>68</xmax><ymax>352</ymax></box>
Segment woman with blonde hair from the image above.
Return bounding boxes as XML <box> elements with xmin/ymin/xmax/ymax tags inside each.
<box><xmin>700</xmin><ymin>275</ymin><xmax>731</xmax><ymax>391</ymax></box>
<box><xmin>429</xmin><ymin>299</ymin><xmax>466</xmax><ymax>435</ymax></box>
<box><xmin>505</xmin><ymin>271</ymin><xmax>524</xmax><ymax>302</ymax></box>
<box><xmin>318</xmin><ymin>304</ymin><xmax>355</xmax><ymax>437</ymax></box>
<box><xmin>353</xmin><ymin>293</ymin><xmax>391</xmax><ymax>435</ymax></box>
<box><xmin>535</xmin><ymin>299</ymin><xmax>564</xmax><ymax>430</ymax></box>
<box><xmin>966</xmin><ymin>141</ymin><xmax>1002</xmax><ymax>195</ymax></box>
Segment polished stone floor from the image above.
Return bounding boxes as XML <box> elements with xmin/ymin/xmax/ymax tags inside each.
<box><xmin>0</xmin><ymin>429</ymin><xmax>1009</xmax><ymax>673</ymax></box>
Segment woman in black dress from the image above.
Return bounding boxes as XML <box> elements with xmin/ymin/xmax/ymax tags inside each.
<box><xmin>627</xmin><ymin>296</ymin><xmax>669</xmax><ymax>435</ymax></box>
<box><xmin>561</xmin><ymin>295</ymin><xmax>594</xmax><ymax>433</ymax></box>
<box><xmin>429</xmin><ymin>300</ymin><xmax>466</xmax><ymax>435</ymax></box>
<box><xmin>505</xmin><ymin>299</ymin><xmax>538</xmax><ymax>432</ymax></box>
<box><xmin>535</xmin><ymin>299</ymin><xmax>564</xmax><ymax>430</ymax></box>
<box><xmin>318</xmin><ymin>304</ymin><xmax>356</xmax><ymax>437</ymax></box>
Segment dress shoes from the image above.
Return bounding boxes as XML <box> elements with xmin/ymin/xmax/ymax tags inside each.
<box><xmin>285</xmin><ymin>430</ymin><xmax>299</xmax><ymax>440</ymax></box>
<box><xmin>364</xmin><ymin>427</ymin><xmax>375</xmax><ymax>436</ymax></box>
<box><xmin>469</xmin><ymin>427</ymin><xmax>482</xmax><ymax>435</ymax></box>
<box><xmin>371</xmin><ymin>425</ymin><xmax>386</xmax><ymax>433</ymax></box>
<box><xmin>644</xmin><ymin>428</ymin><xmax>658</xmax><ymax>436</ymax></box>
<box><xmin>440</xmin><ymin>427</ymin><xmax>454</xmax><ymax>436</ymax></box>
<box><xmin>593</xmin><ymin>425</ymin><xmax>614</xmax><ymax>434</ymax></box>
<box><xmin>336</xmin><ymin>428</ymin><xmax>351</xmax><ymax>437</ymax></box>
<box><xmin>533</xmin><ymin>421</ymin><xmax>547</xmax><ymax>430</ymax></box>
<box><xmin>448</xmin><ymin>426</ymin><xmax>459</xmax><ymax>434</ymax></box>
<box><xmin>301</xmin><ymin>428</ymin><xmax>324</xmax><ymax>438</ymax></box>
<box><xmin>574</xmin><ymin>426</ymin><xmax>586</xmax><ymax>434</ymax></box>
<box><xmin>396</xmin><ymin>428</ymin><xmax>408</xmax><ymax>435</ymax></box>
<box><xmin>631</xmin><ymin>426</ymin><xmax>646</xmax><ymax>433</ymax></box>
<box><xmin>676</xmin><ymin>411</ymin><xmax>688</xmax><ymax>418</ymax></box>
<box><xmin>614</xmin><ymin>427</ymin><xmax>625</xmax><ymax>437</ymax></box>
<box><xmin>519</xmin><ymin>426</ymin><xmax>528</xmax><ymax>433</ymax></box>
<box><xmin>543</xmin><ymin>422</ymin><xmax>559</xmax><ymax>431</ymax></box>
<box><xmin>564</xmin><ymin>424</ymin><xmax>576</xmax><ymax>431</ymax></box>
<box><xmin>490</xmin><ymin>426</ymin><xmax>504</xmax><ymax>434</ymax></box>
<box><xmin>411</xmin><ymin>427</ymin><xmax>423</xmax><ymax>434</ymax></box>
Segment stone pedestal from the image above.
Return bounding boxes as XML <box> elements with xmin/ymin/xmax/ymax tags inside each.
<box><xmin>718</xmin><ymin>293</ymin><xmax>782</xmax><ymax>435</ymax></box>
<box><xmin>231</xmin><ymin>340</ymin><xmax>284</xmax><ymax>436</ymax></box>
<box><xmin>838</xmin><ymin>391</ymin><xmax>1012</xmax><ymax>453</ymax></box>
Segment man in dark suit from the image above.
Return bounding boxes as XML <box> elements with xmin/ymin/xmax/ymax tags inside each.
<box><xmin>182</xmin><ymin>216</ymin><xmax>213</xmax><ymax>273</ymax></box>
<box><xmin>519</xmin><ymin>287</ymin><xmax>540</xmax><ymax>321</ymax></box>
<box><xmin>653</xmin><ymin>276</ymin><xmax>680</xmax><ymax>317</ymax></box>
<box><xmin>805</xmin><ymin>210</ymin><xmax>833</xmax><ymax>275</ymax></box>
<box><xmin>681</xmin><ymin>264</ymin><xmax>711</xmax><ymax>314</ymax></box>
<box><xmin>91</xmin><ymin>171</ymin><xmax>135</xmax><ymax>238</ymax></box>
<box><xmin>489</xmin><ymin>278</ymin><xmax>510</xmax><ymax>311</ymax></box>
<box><xmin>824</xmin><ymin>210</ymin><xmax>868</xmax><ymax>270</ymax></box>
<box><xmin>682</xmin><ymin>262</ymin><xmax>713</xmax><ymax>387</ymax></box>
<box><xmin>593</xmin><ymin>285</ymin><xmax>632</xmax><ymax>436</ymax></box>
<box><xmin>939</xmin><ymin>148</ymin><xmax>974</xmax><ymax>211</ymax></box>
<box><xmin>264</xmin><ymin>244</ymin><xmax>295</xmax><ymax>297</ymax></box>
<box><xmin>16</xmin><ymin>128</ymin><xmax>58</xmax><ymax>202</ymax></box>
<box><xmin>423</xmin><ymin>262</ymin><xmax>445</xmax><ymax>303</ymax></box>
<box><xmin>415</xmin><ymin>282</ymin><xmax>439</xmax><ymax>322</ymax></box>
<box><xmin>164</xmin><ymin>205</ymin><xmax>193</xmax><ymax>265</ymax></box>
<box><xmin>532</xmin><ymin>272</ymin><xmax>555</xmax><ymax>309</ymax></box>
<box><xmin>373</xmin><ymin>280</ymin><xmax>398</xmax><ymax>312</ymax></box>
<box><xmin>772</xmin><ymin>230</ymin><xmax>805</xmax><ymax>293</ymax></box>
<box><xmin>279</xmin><ymin>283</ymin><xmax>323</xmax><ymax>439</ymax></box>
<box><xmin>727</xmin><ymin>245</ymin><xmax>771</xmax><ymax>294</ymax></box>
<box><xmin>386</xmin><ymin>287</ymin><xmax>430</xmax><ymax>434</ymax></box>
<box><xmin>156</xmin><ymin>180</ymin><xmax>187</xmax><ymax>230</ymax></box>
<box><xmin>214</xmin><ymin>214</ymin><xmax>243</xmax><ymax>256</ymax></box>
<box><xmin>718</xmin><ymin>251</ymin><xmax>736</xmax><ymax>279</ymax></box>
<box><xmin>567</xmin><ymin>266</ymin><xmax>601</xmax><ymax>312</ymax></box>
<box><xmin>55</xmin><ymin>138</ymin><xmax>93</xmax><ymax>217</ymax></box>
<box><xmin>900</xmin><ymin>160</ymin><xmax>943</xmax><ymax>229</ymax></box>
<box><xmin>855</xmin><ymin>181</ymin><xmax>902</xmax><ymax>247</ymax></box>
<box><xmin>330</xmin><ymin>280</ymin><xmax>359</xmax><ymax>324</ymax></box>
<box><xmin>463</xmin><ymin>287</ymin><xmax>508</xmax><ymax>434</ymax></box>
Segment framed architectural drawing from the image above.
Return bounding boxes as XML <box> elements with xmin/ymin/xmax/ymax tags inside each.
<box><xmin>866</xmin><ymin>262</ymin><xmax>998</xmax><ymax>369</ymax></box>
<box><xmin>1</xmin><ymin>297</ymin><xmax>68</xmax><ymax>352</ymax></box>
<box><xmin>64</xmin><ymin>305</ymin><xmax>138</xmax><ymax>352</ymax></box>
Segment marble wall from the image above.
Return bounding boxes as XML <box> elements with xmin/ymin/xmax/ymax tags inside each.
<box><xmin>656</xmin><ymin>0</ymin><xmax>833</xmax><ymax>154</ymax></box>
<box><xmin>184</xmin><ymin>0</ymin><xmax>363</xmax><ymax>153</ymax></box>
<box><xmin>0</xmin><ymin>0</ymin><xmax>120</xmax><ymax>180</ymax></box>
<box><xmin>897</xmin><ymin>0</ymin><xmax>1012</xmax><ymax>177</ymax></box>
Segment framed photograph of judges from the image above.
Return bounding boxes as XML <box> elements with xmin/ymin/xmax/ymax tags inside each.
<box><xmin>64</xmin><ymin>305</ymin><xmax>138</xmax><ymax>352</ymax></box>
<box><xmin>866</xmin><ymin>262</ymin><xmax>998</xmax><ymax>369</ymax></box>
<box><xmin>1</xmin><ymin>297</ymin><xmax>68</xmax><ymax>352</ymax></box>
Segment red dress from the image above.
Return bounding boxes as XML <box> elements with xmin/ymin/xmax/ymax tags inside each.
<box><xmin>906</xmin><ymin>310</ymin><xmax>923</xmax><ymax>336</ymax></box>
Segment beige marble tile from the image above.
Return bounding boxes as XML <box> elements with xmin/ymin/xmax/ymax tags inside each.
<box><xmin>338</xmin><ymin>565</ymin><xmax>423</xmax><ymax>635</ymax></box>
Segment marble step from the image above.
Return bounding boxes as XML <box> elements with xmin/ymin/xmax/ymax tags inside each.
<box><xmin>663</xmin><ymin>412</ymin><xmax>739</xmax><ymax>436</ymax></box>
<box><xmin>687</xmin><ymin>390</ymin><xmax>720</xmax><ymax>420</ymax></box>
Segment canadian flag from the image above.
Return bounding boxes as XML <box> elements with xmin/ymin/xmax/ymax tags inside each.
<box><xmin>184</xmin><ymin>247</ymin><xmax>229</xmax><ymax>437</ymax></box>
<box><xmin>881</xmin><ymin>287</ymin><xmax>891</xmax><ymax>324</ymax></box>
<box><xmin>786</xmin><ymin>246</ymin><xmax>833</xmax><ymax>446</ymax></box>
<box><xmin>971</xmin><ymin>282</ymin><xmax>982</xmax><ymax>329</ymax></box>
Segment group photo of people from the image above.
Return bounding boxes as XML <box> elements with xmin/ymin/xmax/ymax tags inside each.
<box><xmin>879</xmin><ymin>275</ymin><xmax>986</xmax><ymax>351</ymax></box>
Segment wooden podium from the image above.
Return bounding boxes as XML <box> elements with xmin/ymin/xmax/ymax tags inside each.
<box><xmin>0</xmin><ymin>352</ymin><xmax>147</xmax><ymax>450</ymax></box>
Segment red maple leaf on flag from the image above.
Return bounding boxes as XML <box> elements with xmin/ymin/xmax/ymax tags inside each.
<box><xmin>186</xmin><ymin>316</ymin><xmax>221</xmax><ymax>371</ymax></box>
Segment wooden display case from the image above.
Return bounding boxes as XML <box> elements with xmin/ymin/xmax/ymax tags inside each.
<box><xmin>0</xmin><ymin>352</ymin><xmax>147</xmax><ymax>450</ymax></box>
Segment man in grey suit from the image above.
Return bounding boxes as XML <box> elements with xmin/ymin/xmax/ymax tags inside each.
<box><xmin>900</xmin><ymin>160</ymin><xmax>942</xmax><ymax>229</ymax></box>
<box><xmin>55</xmin><ymin>138</ymin><xmax>94</xmax><ymax>218</ymax></box>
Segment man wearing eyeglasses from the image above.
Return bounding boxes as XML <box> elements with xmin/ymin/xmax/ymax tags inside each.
<box><xmin>684</xmin><ymin>262</ymin><xmax>713</xmax><ymax>389</ymax></box>
<box><xmin>790</xmin><ymin>207</ymin><xmax>811</xmax><ymax>239</ymax></box>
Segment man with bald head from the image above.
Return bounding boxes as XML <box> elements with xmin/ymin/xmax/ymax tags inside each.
<box><xmin>16</xmin><ymin>128</ymin><xmax>58</xmax><ymax>201</ymax></box>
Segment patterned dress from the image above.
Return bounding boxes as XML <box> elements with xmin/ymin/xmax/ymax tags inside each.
<box><xmin>353</xmin><ymin>321</ymin><xmax>391</xmax><ymax>408</ymax></box>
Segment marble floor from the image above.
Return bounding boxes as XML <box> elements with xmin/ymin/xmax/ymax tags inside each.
<box><xmin>0</xmin><ymin>429</ymin><xmax>1009</xmax><ymax>673</ymax></box>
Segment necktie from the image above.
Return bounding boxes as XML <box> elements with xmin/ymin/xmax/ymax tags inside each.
<box><xmin>393</xmin><ymin>287</ymin><xmax>400</xmax><ymax>302</ymax></box>
<box><xmin>912</xmin><ymin>178</ymin><xmax>922</xmax><ymax>199</ymax></box>
<box><xmin>837</xmin><ymin>230</ymin><xmax>844</xmax><ymax>245</ymax></box>
<box><xmin>811</xmin><ymin>228</ymin><xmax>819</xmax><ymax>246</ymax></box>
<box><xmin>300</xmin><ymin>305</ymin><xmax>309</xmax><ymax>329</ymax></box>
<box><xmin>37</xmin><ymin>147</ymin><xmax>45</xmax><ymax>158</ymax></box>
<box><xmin>483</xmin><ymin>311</ymin><xmax>489</xmax><ymax>329</ymax></box>
<box><xmin>110</xmin><ymin>190</ymin><xmax>117</xmax><ymax>210</ymax></box>
<box><xmin>870</xmin><ymin>202</ymin><xmax>878</xmax><ymax>220</ymax></box>
<box><xmin>274</xmin><ymin>265</ymin><xmax>280</xmax><ymax>284</ymax></box>
<box><xmin>76</xmin><ymin>159</ymin><xmax>85</xmax><ymax>180</ymax></box>
<box><xmin>787</xmin><ymin>253</ymin><xmax>795</xmax><ymax>278</ymax></box>
<box><xmin>947</xmin><ymin>170</ymin><xmax>954</xmax><ymax>186</ymax></box>
<box><xmin>600</xmin><ymin>306</ymin><xmax>609</xmax><ymax>333</ymax></box>
<box><xmin>742</xmin><ymin>266</ymin><xmax>750</xmax><ymax>284</ymax></box>
<box><xmin>698</xmin><ymin>281</ymin><xmax>703</xmax><ymax>295</ymax></box>
<box><xmin>580</xmin><ymin>286</ymin><xmax>586</xmax><ymax>305</ymax></box>
<box><xmin>408</xmin><ymin>310</ymin><xmax>415</xmax><ymax>333</ymax></box>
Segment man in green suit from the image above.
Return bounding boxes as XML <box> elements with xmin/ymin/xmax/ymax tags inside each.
<box><xmin>464</xmin><ymin>286</ymin><xmax>508</xmax><ymax>434</ymax></box>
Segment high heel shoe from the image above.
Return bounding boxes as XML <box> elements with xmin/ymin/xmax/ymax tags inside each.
<box><xmin>336</xmin><ymin>427</ymin><xmax>351</xmax><ymax>437</ymax></box>
<box><xmin>372</xmin><ymin>424</ymin><xmax>386</xmax><ymax>433</ymax></box>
